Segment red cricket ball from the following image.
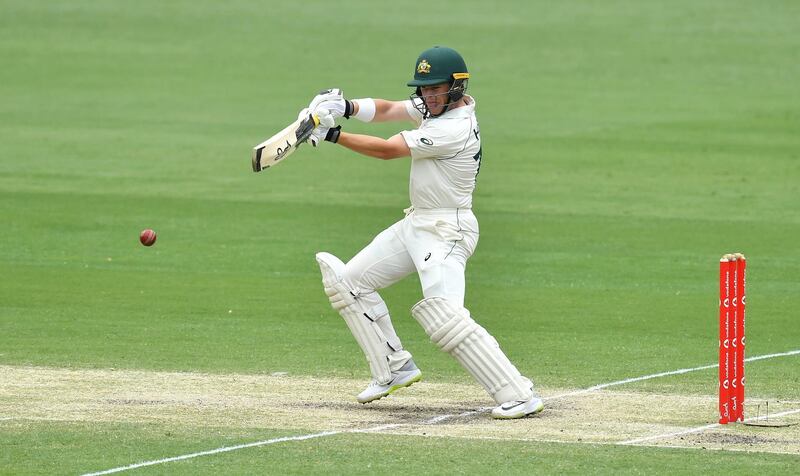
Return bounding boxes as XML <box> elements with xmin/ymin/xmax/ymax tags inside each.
<box><xmin>140</xmin><ymin>228</ymin><xmax>157</xmax><ymax>247</ymax></box>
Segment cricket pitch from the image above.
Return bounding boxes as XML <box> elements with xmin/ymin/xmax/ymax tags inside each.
<box><xmin>1</xmin><ymin>365</ymin><xmax>798</xmax><ymax>455</ymax></box>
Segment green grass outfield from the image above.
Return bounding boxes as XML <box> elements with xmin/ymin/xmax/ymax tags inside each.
<box><xmin>1</xmin><ymin>0</ymin><xmax>799</xmax><ymax>474</ymax></box>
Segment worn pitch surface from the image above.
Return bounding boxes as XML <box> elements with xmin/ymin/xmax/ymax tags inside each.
<box><xmin>2</xmin><ymin>365</ymin><xmax>798</xmax><ymax>455</ymax></box>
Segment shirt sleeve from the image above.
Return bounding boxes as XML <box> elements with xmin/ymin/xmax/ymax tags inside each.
<box><xmin>400</xmin><ymin>122</ymin><xmax>458</xmax><ymax>160</ymax></box>
<box><xmin>404</xmin><ymin>98</ymin><xmax>424</xmax><ymax>127</ymax></box>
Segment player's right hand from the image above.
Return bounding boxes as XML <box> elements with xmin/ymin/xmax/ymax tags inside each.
<box><xmin>309</xmin><ymin>88</ymin><xmax>352</xmax><ymax>120</ymax></box>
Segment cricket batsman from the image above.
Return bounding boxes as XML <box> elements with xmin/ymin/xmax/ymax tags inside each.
<box><xmin>305</xmin><ymin>46</ymin><xmax>543</xmax><ymax>419</ymax></box>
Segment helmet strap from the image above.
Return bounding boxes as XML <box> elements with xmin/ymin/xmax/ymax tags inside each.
<box><xmin>429</xmin><ymin>78</ymin><xmax>467</xmax><ymax>118</ymax></box>
<box><xmin>410</xmin><ymin>78</ymin><xmax>468</xmax><ymax>119</ymax></box>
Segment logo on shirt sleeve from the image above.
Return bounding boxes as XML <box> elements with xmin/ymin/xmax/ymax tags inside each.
<box><xmin>419</xmin><ymin>137</ymin><xmax>434</xmax><ymax>146</ymax></box>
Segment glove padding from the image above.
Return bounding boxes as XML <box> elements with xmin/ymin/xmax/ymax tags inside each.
<box><xmin>297</xmin><ymin>108</ymin><xmax>336</xmax><ymax>147</ymax></box>
<box><xmin>308</xmin><ymin>88</ymin><xmax>353</xmax><ymax>120</ymax></box>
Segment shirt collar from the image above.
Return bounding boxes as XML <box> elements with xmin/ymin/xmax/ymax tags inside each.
<box><xmin>435</xmin><ymin>95</ymin><xmax>475</xmax><ymax>119</ymax></box>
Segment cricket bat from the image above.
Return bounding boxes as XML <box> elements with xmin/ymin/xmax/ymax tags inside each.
<box><xmin>251</xmin><ymin>113</ymin><xmax>320</xmax><ymax>172</ymax></box>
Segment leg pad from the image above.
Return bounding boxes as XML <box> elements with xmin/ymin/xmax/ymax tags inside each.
<box><xmin>317</xmin><ymin>252</ymin><xmax>410</xmax><ymax>384</ymax></box>
<box><xmin>412</xmin><ymin>297</ymin><xmax>533</xmax><ymax>404</ymax></box>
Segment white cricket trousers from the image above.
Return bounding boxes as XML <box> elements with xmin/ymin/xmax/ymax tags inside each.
<box><xmin>342</xmin><ymin>208</ymin><xmax>479</xmax><ymax>307</ymax></box>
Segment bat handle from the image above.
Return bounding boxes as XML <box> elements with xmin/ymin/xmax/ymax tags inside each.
<box><xmin>295</xmin><ymin>114</ymin><xmax>320</xmax><ymax>145</ymax></box>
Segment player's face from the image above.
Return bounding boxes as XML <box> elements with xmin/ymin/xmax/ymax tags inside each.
<box><xmin>419</xmin><ymin>83</ymin><xmax>451</xmax><ymax>115</ymax></box>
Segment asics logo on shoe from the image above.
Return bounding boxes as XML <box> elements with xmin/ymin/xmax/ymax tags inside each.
<box><xmin>424</xmin><ymin>252</ymin><xmax>431</xmax><ymax>261</ymax></box>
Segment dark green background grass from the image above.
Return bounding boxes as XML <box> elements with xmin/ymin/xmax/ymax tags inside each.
<box><xmin>1</xmin><ymin>0</ymin><xmax>799</xmax><ymax>473</ymax></box>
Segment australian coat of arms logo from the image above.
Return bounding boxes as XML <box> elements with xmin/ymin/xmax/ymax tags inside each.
<box><xmin>417</xmin><ymin>59</ymin><xmax>431</xmax><ymax>74</ymax></box>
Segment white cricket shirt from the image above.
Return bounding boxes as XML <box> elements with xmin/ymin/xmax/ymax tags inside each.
<box><xmin>400</xmin><ymin>96</ymin><xmax>482</xmax><ymax>209</ymax></box>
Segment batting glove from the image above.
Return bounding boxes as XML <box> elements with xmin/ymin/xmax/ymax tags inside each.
<box><xmin>308</xmin><ymin>88</ymin><xmax>354</xmax><ymax>120</ymax></box>
<box><xmin>308</xmin><ymin>108</ymin><xmax>337</xmax><ymax>147</ymax></box>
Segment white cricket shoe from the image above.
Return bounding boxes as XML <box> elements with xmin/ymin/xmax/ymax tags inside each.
<box><xmin>491</xmin><ymin>396</ymin><xmax>544</xmax><ymax>419</ymax></box>
<box><xmin>357</xmin><ymin>359</ymin><xmax>422</xmax><ymax>404</ymax></box>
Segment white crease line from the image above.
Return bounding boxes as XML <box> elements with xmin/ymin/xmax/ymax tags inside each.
<box><xmin>746</xmin><ymin>349</ymin><xmax>800</xmax><ymax>362</ymax></box>
<box><xmin>423</xmin><ymin>409</ymin><xmax>489</xmax><ymax>425</ymax></box>
<box><xmin>619</xmin><ymin>423</ymin><xmax>719</xmax><ymax>446</ymax></box>
<box><xmin>364</xmin><ymin>430</ymin><xmax>800</xmax><ymax>456</ymax></box>
<box><xmin>545</xmin><ymin>349</ymin><xmax>800</xmax><ymax>401</ymax></box>
<box><xmin>81</xmin><ymin>431</ymin><xmax>342</xmax><ymax>476</ymax></box>
<box><xmin>619</xmin><ymin>408</ymin><xmax>800</xmax><ymax>445</ymax></box>
<box><xmin>82</xmin><ymin>348</ymin><xmax>800</xmax><ymax>475</ymax></box>
<box><xmin>351</xmin><ymin>423</ymin><xmax>402</xmax><ymax>433</ymax></box>
<box><xmin>423</xmin><ymin>414</ymin><xmax>455</xmax><ymax>424</ymax></box>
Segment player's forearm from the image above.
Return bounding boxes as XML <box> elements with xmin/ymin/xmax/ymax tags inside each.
<box><xmin>336</xmin><ymin>132</ymin><xmax>408</xmax><ymax>160</ymax></box>
<box><xmin>351</xmin><ymin>99</ymin><xmax>410</xmax><ymax>123</ymax></box>
<box><xmin>372</xmin><ymin>99</ymin><xmax>403</xmax><ymax>122</ymax></box>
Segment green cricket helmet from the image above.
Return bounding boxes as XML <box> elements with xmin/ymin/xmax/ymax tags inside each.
<box><xmin>407</xmin><ymin>46</ymin><xmax>470</xmax><ymax>118</ymax></box>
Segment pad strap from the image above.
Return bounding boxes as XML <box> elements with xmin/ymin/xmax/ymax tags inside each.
<box><xmin>317</xmin><ymin>252</ymin><xmax>408</xmax><ymax>384</ymax></box>
<box><xmin>364</xmin><ymin>302</ymin><xmax>402</xmax><ymax>352</ymax></box>
<box><xmin>412</xmin><ymin>297</ymin><xmax>533</xmax><ymax>404</ymax></box>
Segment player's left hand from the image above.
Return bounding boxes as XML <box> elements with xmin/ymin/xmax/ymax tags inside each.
<box><xmin>309</xmin><ymin>109</ymin><xmax>336</xmax><ymax>147</ymax></box>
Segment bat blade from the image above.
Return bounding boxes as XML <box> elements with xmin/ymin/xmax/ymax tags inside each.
<box><xmin>252</xmin><ymin>114</ymin><xmax>319</xmax><ymax>172</ymax></box>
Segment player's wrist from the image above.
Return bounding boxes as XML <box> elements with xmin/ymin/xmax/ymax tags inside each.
<box><xmin>352</xmin><ymin>98</ymin><xmax>376</xmax><ymax>122</ymax></box>
<box><xmin>343</xmin><ymin>100</ymin><xmax>354</xmax><ymax>119</ymax></box>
